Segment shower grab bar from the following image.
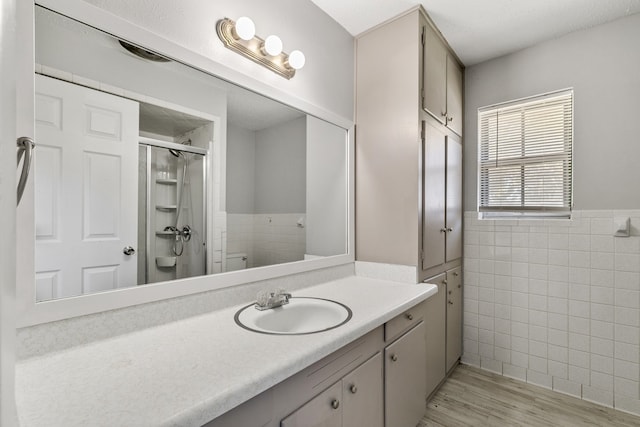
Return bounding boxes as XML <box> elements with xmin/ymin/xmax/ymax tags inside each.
<box><xmin>16</xmin><ymin>136</ymin><xmax>35</xmax><ymax>206</ymax></box>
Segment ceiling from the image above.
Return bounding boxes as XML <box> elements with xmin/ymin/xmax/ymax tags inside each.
<box><xmin>310</xmin><ymin>0</ymin><xmax>640</xmax><ymax>66</ymax></box>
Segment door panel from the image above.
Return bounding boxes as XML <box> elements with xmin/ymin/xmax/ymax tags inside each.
<box><xmin>424</xmin><ymin>273</ymin><xmax>446</xmax><ymax>396</ymax></box>
<box><xmin>342</xmin><ymin>353</ymin><xmax>383</xmax><ymax>427</ymax></box>
<box><xmin>281</xmin><ymin>381</ymin><xmax>342</xmax><ymax>427</ymax></box>
<box><xmin>385</xmin><ymin>322</ymin><xmax>427</xmax><ymax>427</ymax></box>
<box><xmin>34</xmin><ymin>74</ymin><xmax>139</xmax><ymax>300</ymax></box>
<box><xmin>446</xmin><ymin>137</ymin><xmax>462</xmax><ymax>262</ymax></box>
<box><xmin>446</xmin><ymin>56</ymin><xmax>463</xmax><ymax>136</ymax></box>
<box><xmin>423</xmin><ymin>121</ymin><xmax>446</xmax><ymax>270</ymax></box>
<box><xmin>423</xmin><ymin>25</ymin><xmax>447</xmax><ymax>123</ymax></box>
<box><xmin>446</xmin><ymin>267</ymin><xmax>463</xmax><ymax>371</ymax></box>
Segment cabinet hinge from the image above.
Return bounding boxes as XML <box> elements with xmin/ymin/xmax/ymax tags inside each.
<box><xmin>421</xmin><ymin>26</ymin><xmax>425</xmax><ymax>45</ymax></box>
<box><xmin>421</xmin><ymin>119</ymin><xmax>425</xmax><ymax>141</ymax></box>
<box><xmin>421</xmin><ymin>250</ymin><xmax>425</xmax><ymax>261</ymax></box>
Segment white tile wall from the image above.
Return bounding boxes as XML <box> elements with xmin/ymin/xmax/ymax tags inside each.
<box><xmin>227</xmin><ymin>213</ymin><xmax>306</xmax><ymax>268</ymax></box>
<box><xmin>463</xmin><ymin>210</ymin><xmax>640</xmax><ymax>416</ymax></box>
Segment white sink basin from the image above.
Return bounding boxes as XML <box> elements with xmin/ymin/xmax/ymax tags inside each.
<box><xmin>235</xmin><ymin>297</ymin><xmax>352</xmax><ymax>335</ymax></box>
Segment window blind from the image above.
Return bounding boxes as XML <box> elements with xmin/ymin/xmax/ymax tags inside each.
<box><xmin>478</xmin><ymin>89</ymin><xmax>573</xmax><ymax>216</ymax></box>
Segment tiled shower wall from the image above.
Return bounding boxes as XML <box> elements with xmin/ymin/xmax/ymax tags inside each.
<box><xmin>462</xmin><ymin>210</ymin><xmax>640</xmax><ymax>415</ymax></box>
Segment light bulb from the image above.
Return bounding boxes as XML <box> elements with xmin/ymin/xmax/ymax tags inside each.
<box><xmin>234</xmin><ymin>16</ymin><xmax>255</xmax><ymax>41</ymax></box>
<box><xmin>287</xmin><ymin>50</ymin><xmax>305</xmax><ymax>70</ymax></box>
<box><xmin>263</xmin><ymin>35</ymin><xmax>283</xmax><ymax>56</ymax></box>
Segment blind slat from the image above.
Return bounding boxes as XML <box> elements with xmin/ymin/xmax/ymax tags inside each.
<box><xmin>478</xmin><ymin>89</ymin><xmax>573</xmax><ymax>215</ymax></box>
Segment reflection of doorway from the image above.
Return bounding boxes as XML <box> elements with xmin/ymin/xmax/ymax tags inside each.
<box><xmin>34</xmin><ymin>75</ymin><xmax>139</xmax><ymax>301</ymax></box>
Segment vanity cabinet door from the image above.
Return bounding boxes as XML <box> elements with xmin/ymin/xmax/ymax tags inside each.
<box><xmin>281</xmin><ymin>381</ymin><xmax>342</xmax><ymax>427</ymax></box>
<box><xmin>342</xmin><ymin>353</ymin><xmax>383</xmax><ymax>427</ymax></box>
<box><xmin>424</xmin><ymin>273</ymin><xmax>446</xmax><ymax>397</ymax></box>
<box><xmin>385</xmin><ymin>322</ymin><xmax>427</xmax><ymax>427</ymax></box>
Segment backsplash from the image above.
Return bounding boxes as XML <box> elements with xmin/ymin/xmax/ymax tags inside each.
<box><xmin>463</xmin><ymin>210</ymin><xmax>640</xmax><ymax>416</ymax></box>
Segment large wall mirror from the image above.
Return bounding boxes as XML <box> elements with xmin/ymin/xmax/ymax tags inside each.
<box><xmin>27</xmin><ymin>5</ymin><xmax>349</xmax><ymax>309</ymax></box>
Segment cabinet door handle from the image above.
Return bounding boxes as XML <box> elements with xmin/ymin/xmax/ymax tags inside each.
<box><xmin>441</xmin><ymin>111</ymin><xmax>447</xmax><ymax>118</ymax></box>
<box><xmin>442</xmin><ymin>279</ymin><xmax>448</xmax><ymax>285</ymax></box>
<box><xmin>391</xmin><ymin>354</ymin><xmax>398</xmax><ymax>362</ymax></box>
<box><xmin>440</xmin><ymin>228</ymin><xmax>447</xmax><ymax>233</ymax></box>
<box><xmin>123</xmin><ymin>246</ymin><xmax>136</xmax><ymax>256</ymax></box>
<box><xmin>405</xmin><ymin>313</ymin><xmax>413</xmax><ymax>321</ymax></box>
<box><xmin>453</xmin><ymin>272</ymin><xmax>459</xmax><ymax>277</ymax></box>
<box><xmin>446</xmin><ymin>227</ymin><xmax>453</xmax><ymax>232</ymax></box>
<box><xmin>447</xmin><ymin>116</ymin><xmax>454</xmax><ymax>122</ymax></box>
<box><xmin>331</xmin><ymin>399</ymin><xmax>340</xmax><ymax>410</ymax></box>
<box><xmin>448</xmin><ymin>300</ymin><xmax>453</xmax><ymax>305</ymax></box>
<box><xmin>350</xmin><ymin>385</ymin><xmax>358</xmax><ymax>394</ymax></box>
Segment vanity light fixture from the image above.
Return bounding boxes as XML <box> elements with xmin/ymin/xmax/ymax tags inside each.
<box><xmin>217</xmin><ymin>17</ymin><xmax>305</xmax><ymax>79</ymax></box>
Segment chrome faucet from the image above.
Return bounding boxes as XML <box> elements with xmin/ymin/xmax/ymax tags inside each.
<box><xmin>255</xmin><ymin>288</ymin><xmax>292</xmax><ymax>310</ymax></box>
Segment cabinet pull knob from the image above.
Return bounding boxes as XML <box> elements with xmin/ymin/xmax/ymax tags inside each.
<box><xmin>453</xmin><ymin>272</ymin><xmax>459</xmax><ymax>277</ymax></box>
<box><xmin>447</xmin><ymin>227</ymin><xmax>453</xmax><ymax>232</ymax></box>
<box><xmin>440</xmin><ymin>228</ymin><xmax>447</xmax><ymax>233</ymax></box>
<box><xmin>448</xmin><ymin>290</ymin><xmax>452</xmax><ymax>295</ymax></box>
<box><xmin>442</xmin><ymin>279</ymin><xmax>448</xmax><ymax>285</ymax></box>
<box><xmin>448</xmin><ymin>300</ymin><xmax>453</xmax><ymax>305</ymax></box>
<box><xmin>441</xmin><ymin>111</ymin><xmax>447</xmax><ymax>117</ymax></box>
<box><xmin>350</xmin><ymin>385</ymin><xmax>358</xmax><ymax>394</ymax></box>
<box><xmin>391</xmin><ymin>354</ymin><xmax>398</xmax><ymax>362</ymax></box>
<box><xmin>331</xmin><ymin>399</ymin><xmax>340</xmax><ymax>410</ymax></box>
<box><xmin>447</xmin><ymin>117</ymin><xmax>454</xmax><ymax>122</ymax></box>
<box><xmin>406</xmin><ymin>313</ymin><xmax>413</xmax><ymax>321</ymax></box>
<box><xmin>458</xmin><ymin>284</ymin><xmax>461</xmax><ymax>288</ymax></box>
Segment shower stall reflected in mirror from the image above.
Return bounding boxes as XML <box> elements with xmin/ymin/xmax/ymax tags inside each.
<box><xmin>138</xmin><ymin>140</ymin><xmax>207</xmax><ymax>285</ymax></box>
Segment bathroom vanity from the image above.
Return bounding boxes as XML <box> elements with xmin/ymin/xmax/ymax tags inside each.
<box><xmin>15</xmin><ymin>277</ymin><xmax>437</xmax><ymax>426</ymax></box>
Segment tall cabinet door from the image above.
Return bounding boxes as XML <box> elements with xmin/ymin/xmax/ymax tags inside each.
<box><xmin>422</xmin><ymin>24</ymin><xmax>447</xmax><ymax>123</ymax></box>
<box><xmin>445</xmin><ymin>135</ymin><xmax>462</xmax><ymax>262</ymax></box>
<box><xmin>422</xmin><ymin>120</ymin><xmax>446</xmax><ymax>270</ymax></box>
<box><xmin>446</xmin><ymin>56</ymin><xmax>463</xmax><ymax>136</ymax></box>
<box><xmin>446</xmin><ymin>267</ymin><xmax>463</xmax><ymax>372</ymax></box>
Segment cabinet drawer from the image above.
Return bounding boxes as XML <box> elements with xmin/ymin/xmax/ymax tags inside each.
<box><xmin>384</xmin><ymin>300</ymin><xmax>426</xmax><ymax>343</ymax></box>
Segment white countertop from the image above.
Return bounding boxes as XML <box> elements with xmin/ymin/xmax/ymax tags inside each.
<box><xmin>15</xmin><ymin>276</ymin><xmax>437</xmax><ymax>427</ymax></box>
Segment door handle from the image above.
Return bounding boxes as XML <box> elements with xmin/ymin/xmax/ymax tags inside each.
<box><xmin>123</xmin><ymin>246</ymin><xmax>136</xmax><ymax>256</ymax></box>
<box><xmin>16</xmin><ymin>137</ymin><xmax>35</xmax><ymax>206</ymax></box>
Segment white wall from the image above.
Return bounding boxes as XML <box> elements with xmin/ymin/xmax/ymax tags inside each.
<box><xmin>226</xmin><ymin>125</ymin><xmax>256</xmax><ymax>214</ymax></box>
<box><xmin>79</xmin><ymin>0</ymin><xmax>354</xmax><ymax>122</ymax></box>
<box><xmin>462</xmin><ymin>14</ymin><xmax>640</xmax><ymax>415</ymax></box>
<box><xmin>255</xmin><ymin>116</ymin><xmax>307</xmax><ymax>214</ymax></box>
<box><xmin>463</xmin><ymin>13</ymin><xmax>640</xmax><ymax>211</ymax></box>
<box><xmin>306</xmin><ymin>115</ymin><xmax>347</xmax><ymax>256</ymax></box>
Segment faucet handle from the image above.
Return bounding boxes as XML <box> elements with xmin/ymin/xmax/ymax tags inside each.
<box><xmin>256</xmin><ymin>290</ymin><xmax>271</xmax><ymax>306</ymax></box>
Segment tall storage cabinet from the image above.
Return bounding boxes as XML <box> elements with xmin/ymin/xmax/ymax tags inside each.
<box><xmin>355</xmin><ymin>5</ymin><xmax>463</xmax><ymax>283</ymax></box>
<box><xmin>355</xmin><ymin>5</ymin><xmax>464</xmax><ymax>403</ymax></box>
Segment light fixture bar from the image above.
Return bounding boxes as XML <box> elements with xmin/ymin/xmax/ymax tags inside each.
<box><xmin>217</xmin><ymin>18</ymin><xmax>296</xmax><ymax>80</ymax></box>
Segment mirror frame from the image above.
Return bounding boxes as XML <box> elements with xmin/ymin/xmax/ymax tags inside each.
<box><xmin>16</xmin><ymin>0</ymin><xmax>354</xmax><ymax>327</ymax></box>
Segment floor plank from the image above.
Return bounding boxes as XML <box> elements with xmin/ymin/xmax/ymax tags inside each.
<box><xmin>419</xmin><ymin>364</ymin><xmax>640</xmax><ymax>426</ymax></box>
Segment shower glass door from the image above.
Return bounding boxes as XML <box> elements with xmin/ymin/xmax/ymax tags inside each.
<box><xmin>138</xmin><ymin>141</ymin><xmax>207</xmax><ymax>284</ymax></box>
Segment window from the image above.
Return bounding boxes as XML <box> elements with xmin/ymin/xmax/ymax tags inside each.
<box><xmin>478</xmin><ymin>89</ymin><xmax>573</xmax><ymax>218</ymax></box>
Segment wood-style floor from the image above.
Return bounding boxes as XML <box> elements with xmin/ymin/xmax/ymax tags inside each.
<box><xmin>419</xmin><ymin>364</ymin><xmax>640</xmax><ymax>426</ymax></box>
